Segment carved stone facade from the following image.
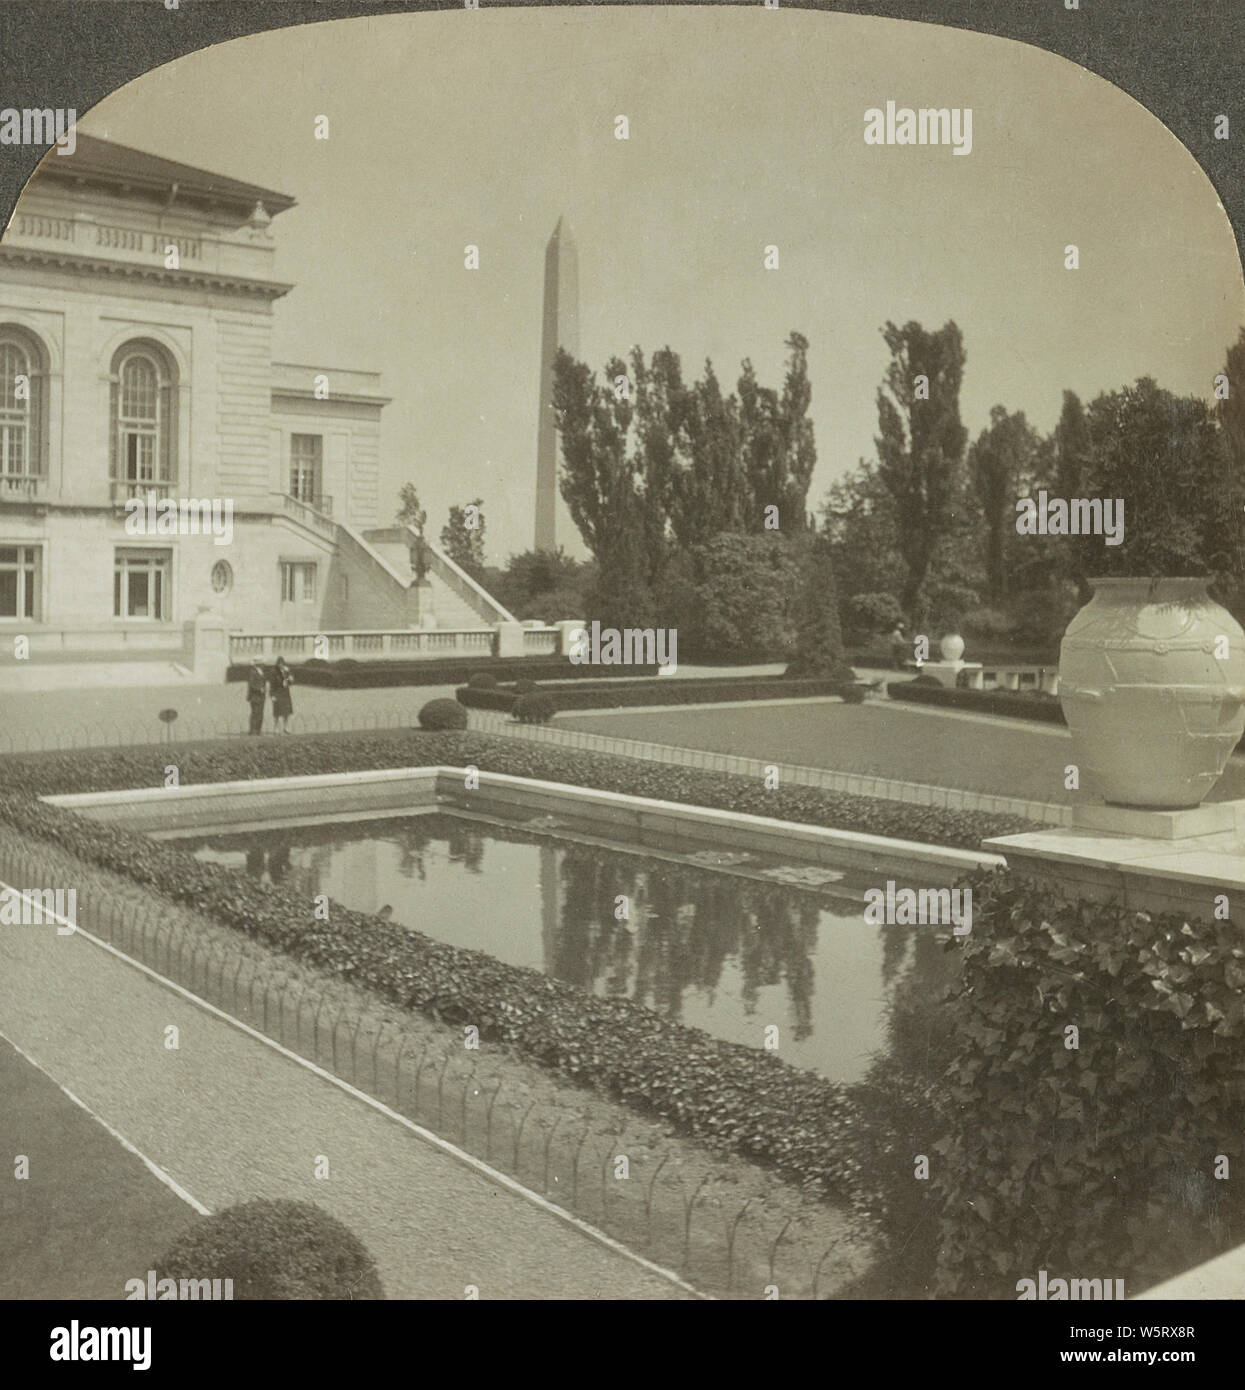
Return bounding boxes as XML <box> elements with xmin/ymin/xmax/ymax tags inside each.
<box><xmin>0</xmin><ymin>134</ymin><xmax>508</xmax><ymax>661</ymax></box>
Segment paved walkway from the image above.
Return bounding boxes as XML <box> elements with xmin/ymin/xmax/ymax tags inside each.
<box><xmin>0</xmin><ymin>664</ymin><xmax>793</xmax><ymax>752</ymax></box>
<box><xmin>0</xmin><ymin>1036</ymin><xmax>201</xmax><ymax>1300</ymax></box>
<box><xmin>0</xmin><ymin>890</ymin><xmax>691</xmax><ymax>1299</ymax></box>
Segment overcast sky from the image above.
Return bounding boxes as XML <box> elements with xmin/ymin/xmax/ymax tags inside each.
<box><xmin>77</xmin><ymin>7</ymin><xmax>1245</xmax><ymax>562</ymax></box>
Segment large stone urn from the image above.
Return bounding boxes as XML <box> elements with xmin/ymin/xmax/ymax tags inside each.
<box><xmin>1059</xmin><ymin>577</ymin><xmax>1245</xmax><ymax>808</ymax></box>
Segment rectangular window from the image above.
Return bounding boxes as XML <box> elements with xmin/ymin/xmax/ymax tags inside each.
<box><xmin>124</xmin><ymin>431</ymin><xmax>155</xmax><ymax>482</ymax></box>
<box><xmin>281</xmin><ymin>561</ymin><xmax>317</xmax><ymax>604</ymax></box>
<box><xmin>0</xmin><ymin>544</ymin><xmax>39</xmax><ymax>619</ymax></box>
<box><xmin>290</xmin><ymin>434</ymin><xmax>322</xmax><ymax>504</ymax></box>
<box><xmin>0</xmin><ymin>421</ymin><xmax>26</xmax><ymax>475</ymax></box>
<box><xmin>113</xmin><ymin>548</ymin><xmax>171</xmax><ymax>621</ymax></box>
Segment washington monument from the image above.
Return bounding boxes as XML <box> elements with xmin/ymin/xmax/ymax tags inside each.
<box><xmin>535</xmin><ymin>216</ymin><xmax>579</xmax><ymax>552</ymax></box>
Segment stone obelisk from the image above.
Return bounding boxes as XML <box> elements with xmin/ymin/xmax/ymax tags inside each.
<box><xmin>535</xmin><ymin>217</ymin><xmax>579</xmax><ymax>553</ymax></box>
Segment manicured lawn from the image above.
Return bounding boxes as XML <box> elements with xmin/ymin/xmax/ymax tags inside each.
<box><xmin>556</xmin><ymin>700</ymin><xmax>1245</xmax><ymax>806</ymax></box>
<box><xmin>554</xmin><ymin>701</ymin><xmax>1072</xmax><ymax>802</ymax></box>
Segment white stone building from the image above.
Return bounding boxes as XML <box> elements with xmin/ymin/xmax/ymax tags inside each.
<box><xmin>0</xmin><ymin>134</ymin><xmax>512</xmax><ymax>679</ymax></box>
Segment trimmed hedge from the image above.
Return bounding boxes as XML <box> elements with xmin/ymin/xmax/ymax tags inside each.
<box><xmin>418</xmin><ymin>698</ymin><xmax>468</xmax><ymax>730</ymax></box>
<box><xmin>225</xmin><ymin>656</ymin><xmax>659</xmax><ymax>688</ymax></box>
<box><xmin>153</xmin><ymin>1199</ymin><xmax>385</xmax><ymax>1300</ymax></box>
<box><xmin>457</xmin><ymin>675</ymin><xmax>860</xmax><ymax>712</ymax></box>
<box><xmin>0</xmin><ymin>731</ymin><xmax>1037</xmax><ymax>848</ymax></box>
<box><xmin>890</xmin><ymin>675</ymin><xmax>1245</xmax><ymax>753</ymax></box>
<box><xmin>512</xmin><ymin>692</ymin><xmax>556</xmax><ymax>723</ymax></box>
<box><xmin>0</xmin><ymin>733</ymin><xmax>1032</xmax><ymax>1203</ymax></box>
<box><xmin>0</xmin><ymin>789</ymin><xmax>864</xmax><ymax>1197</ymax></box>
<box><xmin>887</xmin><ymin>678</ymin><xmax>1068</xmax><ymax>725</ymax></box>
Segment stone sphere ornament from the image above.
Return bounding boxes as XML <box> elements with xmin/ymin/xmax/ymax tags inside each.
<box><xmin>939</xmin><ymin>633</ymin><xmax>965</xmax><ymax>662</ymax></box>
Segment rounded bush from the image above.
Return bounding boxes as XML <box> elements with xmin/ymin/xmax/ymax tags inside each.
<box><xmin>838</xmin><ymin>681</ymin><xmax>867</xmax><ymax>704</ymax></box>
<box><xmin>152</xmin><ymin>1199</ymin><xmax>384</xmax><ymax>1300</ymax></box>
<box><xmin>418</xmin><ymin>698</ymin><xmax>468</xmax><ymax>730</ymax></box>
<box><xmin>467</xmin><ymin>671</ymin><xmax>499</xmax><ymax>689</ymax></box>
<box><xmin>513</xmin><ymin>678</ymin><xmax>540</xmax><ymax>695</ymax></box>
<box><xmin>512</xmin><ymin>692</ymin><xmax>556</xmax><ymax>724</ymax></box>
<box><xmin>846</xmin><ymin>591</ymin><xmax>905</xmax><ymax>637</ymax></box>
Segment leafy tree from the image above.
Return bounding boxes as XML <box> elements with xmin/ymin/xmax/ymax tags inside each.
<box><xmin>1048</xmin><ymin>390</ymin><xmax>1094</xmax><ymax>604</ymax></box>
<box><xmin>967</xmin><ymin>406</ymin><xmax>1041</xmax><ymax>603</ymax></box>
<box><xmin>1215</xmin><ymin>329</ymin><xmax>1245</xmax><ymax>619</ymax></box>
<box><xmin>676</xmin><ymin>532</ymin><xmax>804</xmax><ymax>661</ymax></box>
<box><xmin>739</xmin><ymin>332</ymin><xmax>817</xmax><ymax>533</ymax></box>
<box><xmin>822</xmin><ymin>460</ymin><xmax>904</xmax><ymax>612</ymax></box>
<box><xmin>552</xmin><ymin>348</ymin><xmax>653</xmax><ymax>624</ymax></box>
<box><xmin>395</xmin><ymin>483</ymin><xmax>426</xmax><ymax>534</ymax></box>
<box><xmin>873</xmin><ymin>320</ymin><xmax>969</xmax><ymax>618</ymax></box>
<box><xmin>670</xmin><ymin>359</ymin><xmax>751</xmax><ymax>549</ymax></box>
<box><xmin>552</xmin><ymin>334</ymin><xmax>819</xmax><ymax>625</ymax></box>
<box><xmin>1076</xmin><ymin>376</ymin><xmax>1243</xmax><ymax>589</ymax></box>
<box><xmin>486</xmin><ymin>547</ymin><xmax>595</xmax><ymax>621</ymax></box>
<box><xmin>440</xmin><ymin>498</ymin><xmax>486</xmax><ymax>580</ymax></box>
<box><xmin>785</xmin><ymin>531</ymin><xmax>852</xmax><ymax>679</ymax></box>
<box><xmin>1052</xmin><ymin>390</ymin><xmax>1092</xmax><ymax>497</ymax></box>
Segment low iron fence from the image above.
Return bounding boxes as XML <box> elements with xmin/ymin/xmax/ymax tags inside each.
<box><xmin>0</xmin><ymin>836</ymin><xmax>869</xmax><ymax>1299</ymax></box>
<box><xmin>464</xmin><ymin>710</ymin><xmax>1071</xmax><ymax>827</ymax></box>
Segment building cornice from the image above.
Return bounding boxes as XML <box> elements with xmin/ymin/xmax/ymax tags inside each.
<box><xmin>0</xmin><ymin>243</ymin><xmax>293</xmax><ymax>301</ymax></box>
<box><xmin>271</xmin><ymin>387</ymin><xmax>393</xmax><ymax>407</ymax></box>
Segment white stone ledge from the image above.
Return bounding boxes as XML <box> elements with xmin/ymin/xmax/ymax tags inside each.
<box><xmin>45</xmin><ymin>766</ymin><xmax>1004</xmax><ymax>875</ymax></box>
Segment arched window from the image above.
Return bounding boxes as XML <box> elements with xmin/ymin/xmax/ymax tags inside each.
<box><xmin>110</xmin><ymin>340</ymin><xmax>176</xmax><ymax>494</ymax></box>
<box><xmin>0</xmin><ymin>325</ymin><xmax>47</xmax><ymax>487</ymax></box>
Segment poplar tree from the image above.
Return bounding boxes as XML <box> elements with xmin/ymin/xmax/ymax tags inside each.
<box><xmin>440</xmin><ymin>499</ymin><xmax>486</xmax><ymax>580</ymax></box>
<box><xmin>785</xmin><ymin>530</ymin><xmax>851</xmax><ymax>679</ymax></box>
<box><xmin>873</xmin><ymin>320</ymin><xmax>968</xmax><ymax>618</ymax></box>
<box><xmin>967</xmin><ymin>406</ymin><xmax>1041</xmax><ymax>603</ymax></box>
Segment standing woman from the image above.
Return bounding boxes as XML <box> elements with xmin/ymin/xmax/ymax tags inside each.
<box><xmin>272</xmin><ymin>655</ymin><xmax>295</xmax><ymax>734</ymax></box>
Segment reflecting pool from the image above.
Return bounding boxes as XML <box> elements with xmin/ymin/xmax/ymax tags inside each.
<box><xmin>183</xmin><ymin>811</ymin><xmax>957</xmax><ymax>1082</ymax></box>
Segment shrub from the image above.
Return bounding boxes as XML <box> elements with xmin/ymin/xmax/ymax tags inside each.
<box><xmin>0</xmin><ymin>731</ymin><xmax>1037</xmax><ymax>846</ymax></box>
<box><xmin>457</xmin><ymin>675</ymin><xmax>849</xmax><ymax>712</ymax></box>
<box><xmin>0</xmin><ymin>746</ymin><xmax>1037</xmax><ymax>1202</ymax></box>
<box><xmin>958</xmin><ymin>606</ymin><xmax>1019</xmax><ymax>645</ymax></box>
<box><xmin>512</xmin><ymin>692</ymin><xmax>556</xmax><ymax>723</ymax></box>
<box><xmin>153</xmin><ymin>1199</ymin><xmax>384</xmax><ymax>1300</ymax></box>
<box><xmin>845</xmin><ymin>591</ymin><xmax>905</xmax><ymax>639</ymax></box>
<box><xmin>418</xmin><ymin>698</ymin><xmax>468</xmax><ymax>730</ymax></box>
<box><xmin>467</xmin><ymin>672</ymin><xmax>499</xmax><ymax>689</ymax></box>
<box><xmin>838</xmin><ymin>682</ymin><xmax>867</xmax><ymax>704</ymax></box>
<box><xmin>225</xmin><ymin>657</ymin><xmax>660</xmax><ymax>688</ymax></box>
<box><xmin>513</xmin><ymin>678</ymin><xmax>540</xmax><ymax>695</ymax></box>
<box><xmin>927</xmin><ymin>871</ymin><xmax>1245</xmax><ymax>1296</ymax></box>
<box><xmin>917</xmin><ymin>581</ymin><xmax>980</xmax><ymax>633</ymax></box>
<box><xmin>785</xmin><ymin>534</ymin><xmax>852</xmax><ymax>679</ymax></box>
<box><xmin>888</xmin><ymin>678</ymin><xmax>1067</xmax><ymax>725</ymax></box>
<box><xmin>677</xmin><ymin>532</ymin><xmax>803</xmax><ymax>662</ymax></box>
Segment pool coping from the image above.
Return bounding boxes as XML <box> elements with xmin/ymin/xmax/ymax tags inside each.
<box><xmin>43</xmin><ymin>766</ymin><xmax>1007</xmax><ymax>877</ymax></box>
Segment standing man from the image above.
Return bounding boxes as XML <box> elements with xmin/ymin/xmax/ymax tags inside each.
<box><xmin>246</xmin><ymin>657</ymin><xmax>269</xmax><ymax>735</ymax></box>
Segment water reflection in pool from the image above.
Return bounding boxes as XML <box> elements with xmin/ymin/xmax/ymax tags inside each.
<box><xmin>184</xmin><ymin>812</ymin><xmax>956</xmax><ymax>1082</ymax></box>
